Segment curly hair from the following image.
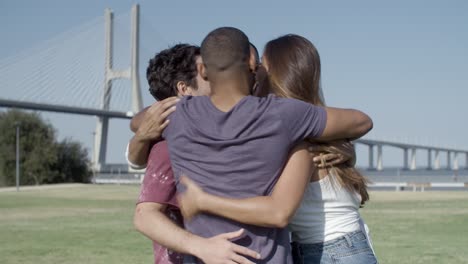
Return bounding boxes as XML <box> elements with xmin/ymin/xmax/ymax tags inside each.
<box><xmin>147</xmin><ymin>44</ymin><xmax>200</xmax><ymax>100</ymax></box>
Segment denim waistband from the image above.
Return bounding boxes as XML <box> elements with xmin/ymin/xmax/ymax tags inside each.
<box><xmin>296</xmin><ymin>230</ymin><xmax>367</xmax><ymax>254</ymax></box>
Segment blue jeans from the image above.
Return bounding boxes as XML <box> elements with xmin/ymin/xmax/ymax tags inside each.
<box><xmin>292</xmin><ymin>230</ymin><xmax>378</xmax><ymax>264</ymax></box>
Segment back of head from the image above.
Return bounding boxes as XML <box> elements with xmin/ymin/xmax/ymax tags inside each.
<box><xmin>264</xmin><ymin>34</ymin><xmax>325</xmax><ymax>106</ymax></box>
<box><xmin>201</xmin><ymin>27</ymin><xmax>250</xmax><ymax>75</ymax></box>
<box><xmin>147</xmin><ymin>44</ymin><xmax>200</xmax><ymax>100</ymax></box>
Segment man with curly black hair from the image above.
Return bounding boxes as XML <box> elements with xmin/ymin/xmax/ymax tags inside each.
<box><xmin>146</xmin><ymin>43</ymin><xmax>210</xmax><ymax>101</ymax></box>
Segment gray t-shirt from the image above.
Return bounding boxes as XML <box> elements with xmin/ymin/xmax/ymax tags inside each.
<box><xmin>163</xmin><ymin>94</ymin><xmax>327</xmax><ymax>264</ymax></box>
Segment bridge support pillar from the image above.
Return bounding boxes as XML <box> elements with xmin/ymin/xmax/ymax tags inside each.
<box><xmin>377</xmin><ymin>145</ymin><xmax>383</xmax><ymax>171</ymax></box>
<box><xmin>403</xmin><ymin>148</ymin><xmax>409</xmax><ymax>170</ymax></box>
<box><xmin>434</xmin><ymin>150</ymin><xmax>440</xmax><ymax>170</ymax></box>
<box><xmin>453</xmin><ymin>152</ymin><xmax>459</xmax><ymax>170</ymax></box>
<box><xmin>447</xmin><ymin>151</ymin><xmax>452</xmax><ymax>170</ymax></box>
<box><xmin>93</xmin><ymin>8</ymin><xmax>113</xmax><ymax>171</ymax></box>
<box><xmin>368</xmin><ymin>145</ymin><xmax>374</xmax><ymax>170</ymax></box>
<box><xmin>466</xmin><ymin>153</ymin><xmax>468</xmax><ymax>170</ymax></box>
<box><xmin>410</xmin><ymin>148</ymin><xmax>417</xmax><ymax>170</ymax></box>
<box><xmin>94</xmin><ymin>115</ymin><xmax>109</xmax><ymax>171</ymax></box>
<box><xmin>427</xmin><ymin>150</ymin><xmax>432</xmax><ymax>170</ymax></box>
<box><xmin>130</xmin><ymin>4</ymin><xmax>143</xmax><ymax>113</ymax></box>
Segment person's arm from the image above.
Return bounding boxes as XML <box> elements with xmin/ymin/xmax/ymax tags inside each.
<box><xmin>127</xmin><ymin>136</ymin><xmax>152</xmax><ymax>169</ymax></box>
<box><xmin>318</xmin><ymin>107</ymin><xmax>373</xmax><ymax>141</ymax></box>
<box><xmin>134</xmin><ymin>203</ymin><xmax>260</xmax><ymax>264</ymax></box>
<box><xmin>178</xmin><ymin>142</ymin><xmax>313</xmax><ymax>228</ymax></box>
<box><xmin>280</xmin><ymin>99</ymin><xmax>372</xmax><ymax>144</ymax></box>
<box><xmin>127</xmin><ymin>97</ymin><xmax>179</xmax><ymax>167</ymax></box>
<box><xmin>130</xmin><ymin>106</ymin><xmax>149</xmax><ymax>133</ymax></box>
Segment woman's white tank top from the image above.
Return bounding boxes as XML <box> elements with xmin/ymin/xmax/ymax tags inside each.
<box><xmin>288</xmin><ymin>175</ymin><xmax>362</xmax><ymax>243</ymax></box>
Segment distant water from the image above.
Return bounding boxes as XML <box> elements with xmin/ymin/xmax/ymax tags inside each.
<box><xmin>358</xmin><ymin>167</ymin><xmax>468</xmax><ymax>183</ymax></box>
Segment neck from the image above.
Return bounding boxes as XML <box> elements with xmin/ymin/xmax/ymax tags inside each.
<box><xmin>208</xmin><ymin>70</ymin><xmax>252</xmax><ymax>112</ymax></box>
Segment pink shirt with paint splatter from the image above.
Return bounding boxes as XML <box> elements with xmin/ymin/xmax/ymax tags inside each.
<box><xmin>137</xmin><ymin>141</ymin><xmax>184</xmax><ymax>264</ymax></box>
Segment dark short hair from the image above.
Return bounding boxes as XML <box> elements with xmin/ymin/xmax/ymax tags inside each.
<box><xmin>201</xmin><ymin>27</ymin><xmax>250</xmax><ymax>72</ymax></box>
<box><xmin>147</xmin><ymin>44</ymin><xmax>200</xmax><ymax>100</ymax></box>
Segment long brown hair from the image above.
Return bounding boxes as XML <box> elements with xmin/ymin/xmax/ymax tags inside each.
<box><xmin>263</xmin><ymin>34</ymin><xmax>369</xmax><ymax>204</ymax></box>
<box><xmin>311</xmin><ymin>143</ymin><xmax>369</xmax><ymax>205</ymax></box>
<box><xmin>263</xmin><ymin>34</ymin><xmax>325</xmax><ymax>106</ymax></box>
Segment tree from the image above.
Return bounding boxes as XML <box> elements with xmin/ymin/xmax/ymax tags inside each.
<box><xmin>0</xmin><ymin>109</ymin><xmax>92</xmax><ymax>186</ymax></box>
<box><xmin>0</xmin><ymin>109</ymin><xmax>58</xmax><ymax>186</ymax></box>
<box><xmin>51</xmin><ymin>139</ymin><xmax>92</xmax><ymax>183</ymax></box>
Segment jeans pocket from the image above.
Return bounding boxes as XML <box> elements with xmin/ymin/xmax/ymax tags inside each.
<box><xmin>331</xmin><ymin>240</ymin><xmax>378</xmax><ymax>264</ymax></box>
<box><xmin>332</xmin><ymin>248</ymin><xmax>378</xmax><ymax>264</ymax></box>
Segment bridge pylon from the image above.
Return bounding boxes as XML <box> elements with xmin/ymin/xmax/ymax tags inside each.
<box><xmin>93</xmin><ymin>5</ymin><xmax>142</xmax><ymax>171</ymax></box>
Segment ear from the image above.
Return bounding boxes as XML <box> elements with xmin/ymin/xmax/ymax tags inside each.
<box><xmin>176</xmin><ymin>81</ymin><xmax>189</xmax><ymax>96</ymax></box>
<box><xmin>249</xmin><ymin>48</ymin><xmax>257</xmax><ymax>72</ymax></box>
<box><xmin>198</xmin><ymin>63</ymin><xmax>208</xmax><ymax>81</ymax></box>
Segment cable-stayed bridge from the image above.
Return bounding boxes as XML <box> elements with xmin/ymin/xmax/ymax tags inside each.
<box><xmin>0</xmin><ymin>5</ymin><xmax>164</xmax><ymax>172</ymax></box>
<box><xmin>0</xmin><ymin>5</ymin><xmax>467</xmax><ymax>175</ymax></box>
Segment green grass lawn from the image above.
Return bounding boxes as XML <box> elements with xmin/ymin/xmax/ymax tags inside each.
<box><xmin>1</xmin><ymin>185</ymin><xmax>467</xmax><ymax>264</ymax></box>
<box><xmin>0</xmin><ymin>185</ymin><xmax>153</xmax><ymax>264</ymax></box>
<box><xmin>360</xmin><ymin>191</ymin><xmax>468</xmax><ymax>264</ymax></box>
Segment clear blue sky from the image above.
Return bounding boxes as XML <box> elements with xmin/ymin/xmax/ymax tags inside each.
<box><xmin>0</xmin><ymin>0</ymin><xmax>467</xmax><ymax>167</ymax></box>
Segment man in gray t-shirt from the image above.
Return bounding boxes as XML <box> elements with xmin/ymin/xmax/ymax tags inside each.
<box><xmin>164</xmin><ymin>94</ymin><xmax>327</xmax><ymax>263</ymax></box>
<box><xmin>163</xmin><ymin>27</ymin><xmax>372</xmax><ymax>263</ymax></box>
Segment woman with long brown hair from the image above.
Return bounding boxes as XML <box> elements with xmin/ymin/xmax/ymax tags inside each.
<box><xmin>178</xmin><ymin>34</ymin><xmax>378</xmax><ymax>264</ymax></box>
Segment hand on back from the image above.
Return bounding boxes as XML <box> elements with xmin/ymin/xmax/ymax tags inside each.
<box><xmin>196</xmin><ymin>229</ymin><xmax>261</xmax><ymax>264</ymax></box>
<box><xmin>134</xmin><ymin>97</ymin><xmax>179</xmax><ymax>142</ymax></box>
<box><xmin>177</xmin><ymin>175</ymin><xmax>205</xmax><ymax>221</ymax></box>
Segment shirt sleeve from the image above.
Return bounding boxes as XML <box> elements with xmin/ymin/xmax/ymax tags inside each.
<box><xmin>125</xmin><ymin>143</ymin><xmax>147</xmax><ymax>170</ymax></box>
<box><xmin>161</xmin><ymin>99</ymin><xmax>181</xmax><ymax>141</ymax></box>
<box><xmin>280</xmin><ymin>98</ymin><xmax>327</xmax><ymax>143</ymax></box>
<box><xmin>136</xmin><ymin>141</ymin><xmax>178</xmax><ymax>207</ymax></box>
